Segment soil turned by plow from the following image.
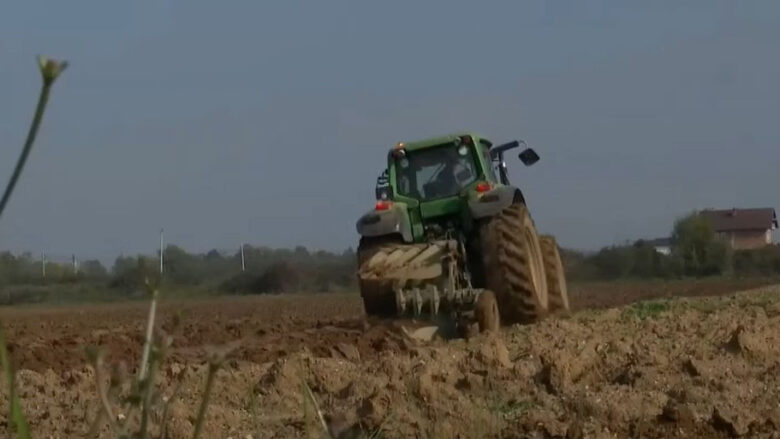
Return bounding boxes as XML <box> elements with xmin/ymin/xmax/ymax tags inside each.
<box><xmin>1</xmin><ymin>281</ymin><xmax>779</xmax><ymax>438</ymax></box>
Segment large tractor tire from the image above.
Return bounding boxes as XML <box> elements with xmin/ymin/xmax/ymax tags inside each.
<box><xmin>539</xmin><ymin>235</ymin><xmax>570</xmax><ymax>314</ymax></box>
<box><xmin>479</xmin><ymin>203</ymin><xmax>548</xmax><ymax>324</ymax></box>
<box><xmin>357</xmin><ymin>236</ymin><xmax>400</xmax><ymax>317</ymax></box>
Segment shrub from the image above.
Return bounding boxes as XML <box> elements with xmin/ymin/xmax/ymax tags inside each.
<box><xmin>220</xmin><ymin>262</ymin><xmax>300</xmax><ymax>294</ymax></box>
<box><xmin>109</xmin><ymin>256</ymin><xmax>160</xmax><ymax>293</ymax></box>
<box><xmin>733</xmin><ymin>245</ymin><xmax>780</xmax><ymax>276</ymax></box>
<box><xmin>671</xmin><ymin>211</ymin><xmax>731</xmax><ymax>276</ymax></box>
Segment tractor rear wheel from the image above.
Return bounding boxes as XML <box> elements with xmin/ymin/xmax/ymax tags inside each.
<box><xmin>479</xmin><ymin>203</ymin><xmax>548</xmax><ymax>324</ymax></box>
<box><xmin>357</xmin><ymin>236</ymin><xmax>400</xmax><ymax>317</ymax></box>
<box><xmin>540</xmin><ymin>235</ymin><xmax>570</xmax><ymax>314</ymax></box>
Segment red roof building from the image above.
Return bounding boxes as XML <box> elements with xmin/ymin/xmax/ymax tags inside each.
<box><xmin>701</xmin><ymin>208</ymin><xmax>778</xmax><ymax>250</ymax></box>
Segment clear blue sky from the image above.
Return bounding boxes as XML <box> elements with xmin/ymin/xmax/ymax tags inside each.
<box><xmin>1</xmin><ymin>1</ymin><xmax>778</xmax><ymax>261</ymax></box>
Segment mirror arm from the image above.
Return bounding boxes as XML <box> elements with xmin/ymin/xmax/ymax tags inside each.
<box><xmin>489</xmin><ymin>140</ymin><xmax>521</xmax><ymax>160</ymax></box>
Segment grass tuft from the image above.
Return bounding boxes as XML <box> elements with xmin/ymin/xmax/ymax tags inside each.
<box><xmin>0</xmin><ymin>327</ymin><xmax>31</xmax><ymax>439</ymax></box>
<box><xmin>623</xmin><ymin>299</ymin><xmax>671</xmax><ymax>320</ymax></box>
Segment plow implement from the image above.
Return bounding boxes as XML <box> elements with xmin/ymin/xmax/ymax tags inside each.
<box><xmin>358</xmin><ymin>240</ymin><xmax>499</xmax><ymax>337</ymax></box>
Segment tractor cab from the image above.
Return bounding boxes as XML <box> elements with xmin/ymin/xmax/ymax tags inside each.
<box><xmin>388</xmin><ymin>135</ymin><xmax>489</xmax><ymax>239</ymax></box>
<box><xmin>369</xmin><ymin>133</ymin><xmax>538</xmax><ymax>241</ymax></box>
<box><xmin>375</xmin><ymin>133</ymin><xmax>539</xmax><ymax>201</ymax></box>
<box><xmin>394</xmin><ymin>138</ymin><xmax>480</xmax><ymax>201</ymax></box>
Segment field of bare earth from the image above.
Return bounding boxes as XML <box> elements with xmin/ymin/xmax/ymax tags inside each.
<box><xmin>1</xmin><ymin>279</ymin><xmax>779</xmax><ymax>438</ymax></box>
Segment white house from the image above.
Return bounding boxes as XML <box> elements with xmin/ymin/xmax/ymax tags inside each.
<box><xmin>648</xmin><ymin>237</ymin><xmax>672</xmax><ymax>255</ymax></box>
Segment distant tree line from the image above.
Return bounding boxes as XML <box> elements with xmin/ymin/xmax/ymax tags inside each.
<box><xmin>563</xmin><ymin>211</ymin><xmax>780</xmax><ymax>281</ymax></box>
<box><xmin>0</xmin><ymin>251</ymin><xmax>108</xmax><ymax>285</ymax></box>
<box><xmin>0</xmin><ymin>245</ymin><xmax>357</xmax><ymax>300</ymax></box>
<box><xmin>112</xmin><ymin>244</ymin><xmax>357</xmax><ymax>294</ymax></box>
<box><xmin>1</xmin><ymin>212</ymin><xmax>778</xmax><ymax>305</ymax></box>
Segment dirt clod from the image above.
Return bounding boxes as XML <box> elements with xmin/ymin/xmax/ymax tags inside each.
<box><xmin>712</xmin><ymin>406</ymin><xmax>751</xmax><ymax>437</ymax></box>
<box><xmin>725</xmin><ymin>325</ymin><xmax>749</xmax><ymax>353</ymax></box>
<box><xmin>357</xmin><ymin>391</ymin><xmax>391</xmax><ymax>430</ymax></box>
<box><xmin>334</xmin><ymin>343</ymin><xmax>361</xmax><ymax>362</ymax></box>
<box><xmin>661</xmin><ymin>400</ymin><xmax>697</xmax><ymax>430</ymax></box>
<box><xmin>476</xmin><ymin>335</ymin><xmax>512</xmax><ymax>369</ymax></box>
<box><xmin>683</xmin><ymin>357</ymin><xmax>707</xmax><ymax>377</ymax></box>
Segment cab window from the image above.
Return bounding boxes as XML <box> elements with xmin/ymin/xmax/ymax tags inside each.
<box><xmin>396</xmin><ymin>143</ymin><xmax>478</xmax><ymax>200</ymax></box>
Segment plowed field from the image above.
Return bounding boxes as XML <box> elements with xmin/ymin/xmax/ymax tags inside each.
<box><xmin>1</xmin><ymin>279</ymin><xmax>779</xmax><ymax>438</ymax></box>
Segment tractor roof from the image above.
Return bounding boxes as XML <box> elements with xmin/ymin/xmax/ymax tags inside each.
<box><xmin>396</xmin><ymin>132</ymin><xmax>490</xmax><ymax>152</ymax></box>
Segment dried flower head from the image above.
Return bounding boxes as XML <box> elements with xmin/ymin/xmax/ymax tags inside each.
<box><xmin>36</xmin><ymin>55</ymin><xmax>68</xmax><ymax>84</ymax></box>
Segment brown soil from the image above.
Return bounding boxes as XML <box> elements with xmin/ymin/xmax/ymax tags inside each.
<box><xmin>0</xmin><ymin>280</ymin><xmax>779</xmax><ymax>438</ymax></box>
<box><xmin>569</xmin><ymin>277</ymin><xmax>778</xmax><ymax>310</ymax></box>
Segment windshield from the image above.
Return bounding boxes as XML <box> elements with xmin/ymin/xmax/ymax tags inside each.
<box><xmin>395</xmin><ymin>143</ymin><xmax>478</xmax><ymax>200</ymax></box>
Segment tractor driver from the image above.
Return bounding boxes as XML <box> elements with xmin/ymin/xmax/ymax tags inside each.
<box><xmin>426</xmin><ymin>145</ymin><xmax>476</xmax><ymax>198</ymax></box>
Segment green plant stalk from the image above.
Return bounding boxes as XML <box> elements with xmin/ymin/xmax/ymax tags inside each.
<box><xmin>91</xmin><ymin>353</ymin><xmax>121</xmax><ymax>437</ymax></box>
<box><xmin>138</xmin><ymin>287</ymin><xmax>159</xmax><ymax>380</ymax></box>
<box><xmin>0</xmin><ymin>56</ymin><xmax>65</xmax><ymax>439</ymax></box>
<box><xmin>0</xmin><ymin>83</ymin><xmax>51</xmax><ymax>221</ymax></box>
<box><xmin>0</xmin><ymin>327</ymin><xmax>30</xmax><ymax>439</ymax></box>
<box><xmin>302</xmin><ymin>381</ymin><xmax>331</xmax><ymax>438</ymax></box>
<box><xmin>160</xmin><ymin>374</ymin><xmax>185</xmax><ymax>439</ymax></box>
<box><xmin>191</xmin><ymin>363</ymin><xmax>218</xmax><ymax>439</ymax></box>
<box><xmin>139</xmin><ymin>351</ymin><xmax>160</xmax><ymax>439</ymax></box>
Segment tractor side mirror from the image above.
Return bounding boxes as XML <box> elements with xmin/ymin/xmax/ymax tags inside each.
<box><xmin>518</xmin><ymin>148</ymin><xmax>540</xmax><ymax>166</ymax></box>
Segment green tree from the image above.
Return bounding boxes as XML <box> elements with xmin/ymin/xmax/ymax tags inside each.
<box><xmin>80</xmin><ymin>259</ymin><xmax>108</xmax><ymax>280</ymax></box>
<box><xmin>110</xmin><ymin>255</ymin><xmax>158</xmax><ymax>291</ymax></box>
<box><xmin>592</xmin><ymin>245</ymin><xmax>634</xmax><ymax>279</ymax></box>
<box><xmin>163</xmin><ymin>245</ymin><xmax>201</xmax><ymax>285</ymax></box>
<box><xmin>671</xmin><ymin>211</ymin><xmax>730</xmax><ymax>276</ymax></box>
<box><xmin>629</xmin><ymin>240</ymin><xmax>665</xmax><ymax>278</ymax></box>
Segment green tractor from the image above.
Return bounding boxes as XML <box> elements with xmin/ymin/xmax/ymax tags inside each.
<box><xmin>355</xmin><ymin>133</ymin><xmax>569</xmax><ymax>334</ymax></box>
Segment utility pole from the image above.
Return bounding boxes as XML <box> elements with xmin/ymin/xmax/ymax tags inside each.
<box><xmin>159</xmin><ymin>228</ymin><xmax>164</xmax><ymax>274</ymax></box>
<box><xmin>41</xmin><ymin>251</ymin><xmax>46</xmax><ymax>278</ymax></box>
<box><xmin>240</xmin><ymin>243</ymin><xmax>246</xmax><ymax>272</ymax></box>
<box><xmin>72</xmin><ymin>254</ymin><xmax>78</xmax><ymax>274</ymax></box>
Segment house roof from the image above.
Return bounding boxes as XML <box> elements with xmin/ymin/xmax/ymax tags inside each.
<box><xmin>701</xmin><ymin>208</ymin><xmax>778</xmax><ymax>232</ymax></box>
